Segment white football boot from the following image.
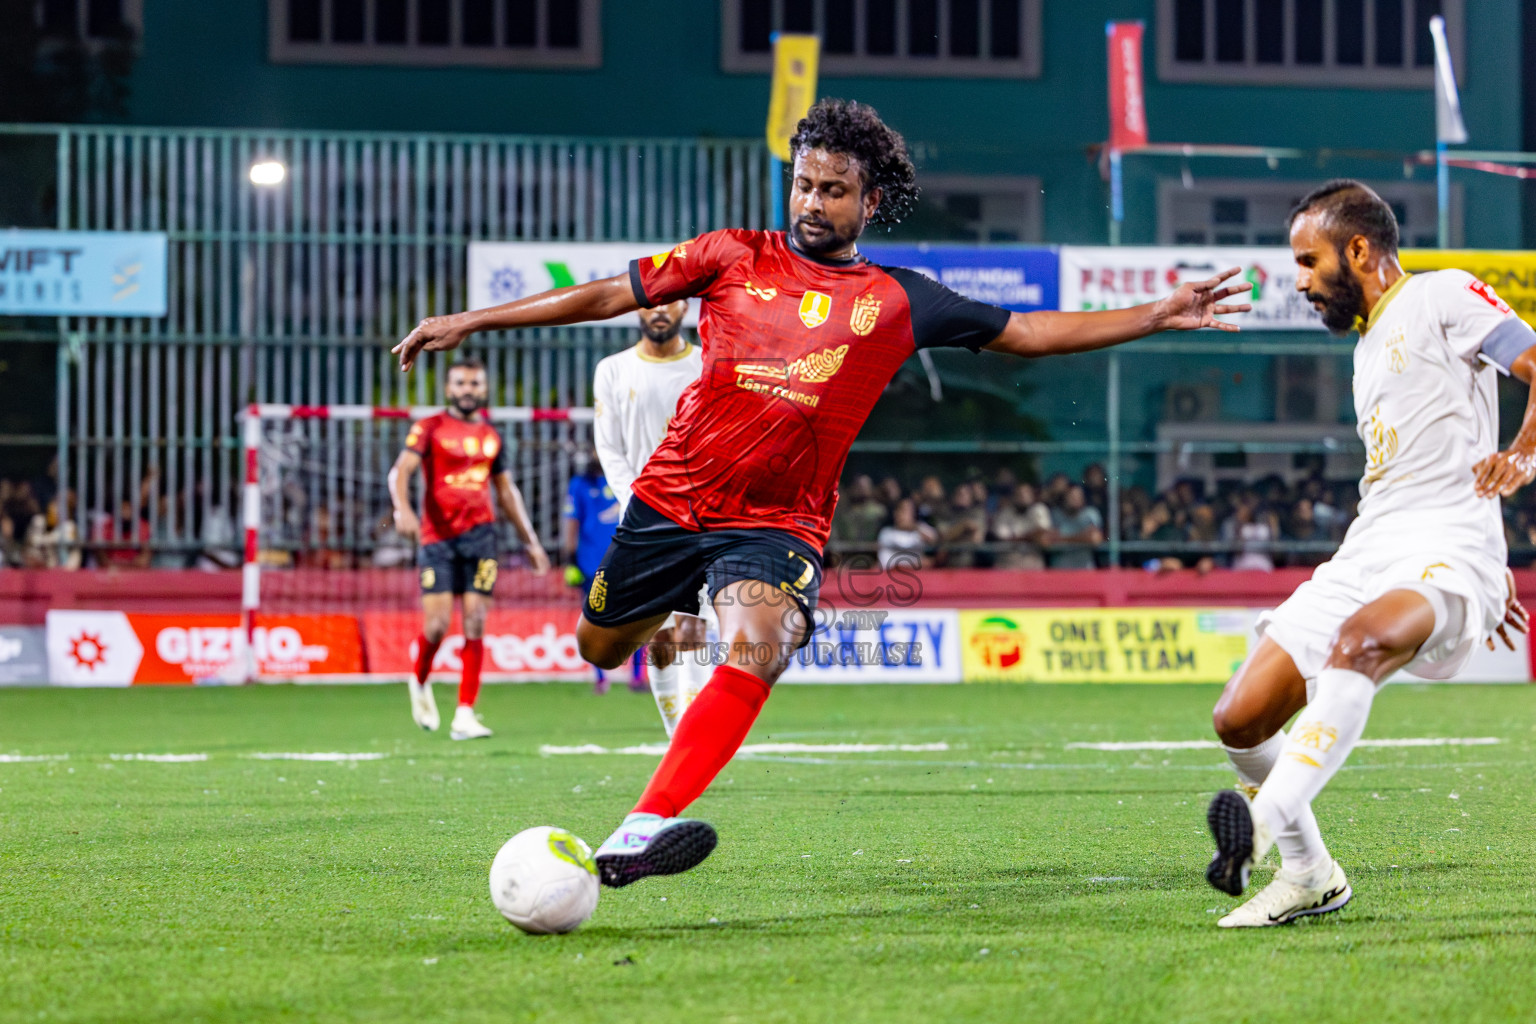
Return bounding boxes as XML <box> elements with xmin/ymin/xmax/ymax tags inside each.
<box><xmin>408</xmin><ymin>679</ymin><xmax>439</xmax><ymax>732</ymax></box>
<box><xmin>1218</xmin><ymin>861</ymin><xmax>1352</xmax><ymax>928</ymax></box>
<box><xmin>449</xmin><ymin>704</ymin><xmax>493</xmax><ymax>741</ymax></box>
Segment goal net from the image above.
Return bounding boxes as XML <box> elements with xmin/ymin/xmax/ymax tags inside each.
<box><xmin>237</xmin><ymin>403</ymin><xmax>594</xmax><ymax>684</ymax></box>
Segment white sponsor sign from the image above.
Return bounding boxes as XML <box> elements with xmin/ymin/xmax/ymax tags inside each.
<box><xmin>45</xmin><ymin>611</ymin><xmax>142</xmax><ymax>686</ymax></box>
<box><xmin>779</xmin><ymin>608</ymin><xmax>963</xmax><ymax>684</ymax></box>
<box><xmin>1058</xmin><ymin>246</ymin><xmax>1325</xmax><ymax>330</ymax></box>
<box><xmin>468</xmin><ymin>242</ymin><xmax>699</xmax><ymax>325</ymax></box>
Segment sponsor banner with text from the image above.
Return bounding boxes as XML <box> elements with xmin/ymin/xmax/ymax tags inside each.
<box><xmin>1400</xmin><ymin>249</ymin><xmax>1536</xmax><ymax>329</ymax></box>
<box><xmin>0</xmin><ymin>230</ymin><xmax>168</xmax><ymax>316</ymax></box>
<box><xmin>0</xmin><ymin>626</ymin><xmax>49</xmax><ymax>685</ymax></box>
<box><xmin>779</xmin><ymin>607</ymin><xmax>962</xmax><ymax>684</ymax></box>
<box><xmin>961</xmin><ymin>607</ymin><xmax>1251</xmax><ymax>683</ymax></box>
<box><xmin>1058</xmin><ymin>246</ymin><xmax>1322</xmax><ymax>330</ymax></box>
<box><xmin>468</xmin><ymin>243</ymin><xmax>700</xmax><ymax>325</ymax></box>
<box><xmin>45</xmin><ymin>611</ymin><xmax>362</xmax><ymax>685</ymax></box>
<box><xmin>361</xmin><ymin>608</ymin><xmax>589</xmax><ymax>681</ymax></box>
<box><xmin>861</xmin><ymin>245</ymin><xmax>1059</xmax><ymax>313</ymax></box>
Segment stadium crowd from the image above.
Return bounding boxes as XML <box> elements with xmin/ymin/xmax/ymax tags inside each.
<box><xmin>13</xmin><ymin>459</ymin><xmax>1536</xmax><ymax>573</ymax></box>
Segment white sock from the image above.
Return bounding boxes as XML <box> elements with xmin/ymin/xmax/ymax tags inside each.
<box><xmin>678</xmin><ymin>649</ymin><xmax>712</xmax><ymax>711</ymax></box>
<box><xmin>1224</xmin><ymin>731</ymin><xmax>1332</xmax><ymax>884</ymax></box>
<box><xmin>650</xmin><ymin>660</ymin><xmax>683</xmax><ymax>738</ymax></box>
<box><xmin>1251</xmin><ymin>668</ymin><xmax>1377</xmax><ymax>858</ymax></box>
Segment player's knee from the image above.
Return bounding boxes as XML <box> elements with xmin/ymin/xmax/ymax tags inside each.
<box><xmin>462</xmin><ymin>612</ymin><xmax>487</xmax><ymax>640</ymax></box>
<box><xmin>1211</xmin><ymin>694</ymin><xmax>1268</xmax><ymax>749</ymax></box>
<box><xmin>576</xmin><ymin>624</ymin><xmax>627</xmax><ymax>671</ymax></box>
<box><xmin>1328</xmin><ymin>620</ymin><xmax>1411</xmax><ymax>677</ymax></box>
<box><xmin>423</xmin><ymin>617</ymin><xmax>450</xmax><ymax>644</ymax></box>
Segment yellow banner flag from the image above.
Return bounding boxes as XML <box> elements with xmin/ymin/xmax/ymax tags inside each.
<box><xmin>1401</xmin><ymin>249</ymin><xmax>1536</xmax><ymax>328</ymax></box>
<box><xmin>766</xmin><ymin>34</ymin><xmax>820</xmax><ymax>163</ymax></box>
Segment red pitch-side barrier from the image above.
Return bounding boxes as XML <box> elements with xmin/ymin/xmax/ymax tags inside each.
<box><xmin>9</xmin><ymin>567</ymin><xmax>1536</xmax><ymax>623</ymax></box>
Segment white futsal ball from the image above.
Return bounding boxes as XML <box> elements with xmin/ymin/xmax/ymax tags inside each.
<box><xmin>489</xmin><ymin>826</ymin><xmax>600</xmax><ymax>934</ymax></box>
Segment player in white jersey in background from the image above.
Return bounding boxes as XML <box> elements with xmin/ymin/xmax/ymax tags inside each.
<box><xmin>1205</xmin><ymin>180</ymin><xmax>1532</xmax><ymax>927</ymax></box>
<box><xmin>592</xmin><ymin>299</ymin><xmax>710</xmax><ymax>736</ymax></box>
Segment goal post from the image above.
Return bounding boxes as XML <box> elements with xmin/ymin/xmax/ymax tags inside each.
<box><xmin>238</xmin><ymin>402</ymin><xmax>595</xmax><ymax>684</ymax></box>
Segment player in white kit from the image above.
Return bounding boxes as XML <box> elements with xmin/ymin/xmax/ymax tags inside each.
<box><xmin>592</xmin><ymin>299</ymin><xmax>710</xmax><ymax>735</ymax></box>
<box><xmin>1204</xmin><ymin>180</ymin><xmax>1533</xmax><ymax>927</ymax></box>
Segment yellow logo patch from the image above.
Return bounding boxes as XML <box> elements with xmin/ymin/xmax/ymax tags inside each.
<box><xmin>588</xmin><ymin>569</ymin><xmax>607</xmax><ymax>613</ymax></box>
<box><xmin>788</xmin><ymin>344</ymin><xmax>848</xmax><ymax>384</ymax></box>
<box><xmin>650</xmin><ymin>250</ymin><xmax>670</xmax><ymax>269</ymax></box>
<box><xmin>799</xmin><ymin>291</ymin><xmax>832</xmax><ymax>328</ymax></box>
<box><xmin>1293</xmin><ymin>721</ymin><xmax>1338</xmax><ymax>753</ymax></box>
<box><xmin>420</xmin><ymin>567</ymin><xmax>436</xmax><ymax>590</ymax></box>
<box><xmin>474</xmin><ymin>558</ymin><xmax>498</xmax><ymax>593</ymax></box>
<box><xmin>1421</xmin><ymin>562</ymin><xmax>1453</xmax><ymax>580</ymax></box>
<box><xmin>850</xmin><ymin>292</ymin><xmax>881</xmax><ymax>336</ymax></box>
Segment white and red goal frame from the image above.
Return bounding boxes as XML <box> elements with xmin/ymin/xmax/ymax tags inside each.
<box><xmin>239</xmin><ymin>403</ymin><xmax>595</xmax><ymax>682</ymax></box>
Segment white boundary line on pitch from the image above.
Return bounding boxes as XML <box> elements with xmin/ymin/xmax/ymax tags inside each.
<box><xmin>0</xmin><ymin>754</ymin><xmax>69</xmax><ymax>763</ymax></box>
<box><xmin>1066</xmin><ymin>737</ymin><xmax>1503</xmax><ymax>751</ymax></box>
<box><xmin>108</xmin><ymin>753</ymin><xmax>209</xmax><ymax>762</ymax></box>
<box><xmin>540</xmin><ymin>741</ymin><xmax>952</xmax><ymax>756</ymax></box>
<box><xmin>243</xmin><ymin>752</ymin><xmax>389</xmax><ymax>761</ymax></box>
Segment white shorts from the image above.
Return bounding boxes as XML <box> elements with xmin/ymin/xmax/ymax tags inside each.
<box><xmin>1257</xmin><ymin>528</ymin><xmax>1506</xmax><ymax>688</ymax></box>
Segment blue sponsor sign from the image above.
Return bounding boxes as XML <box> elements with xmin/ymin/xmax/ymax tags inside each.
<box><xmin>862</xmin><ymin>243</ymin><xmax>1058</xmax><ymax>313</ymax></box>
<box><xmin>0</xmin><ymin>230</ymin><xmax>168</xmax><ymax>317</ymax></box>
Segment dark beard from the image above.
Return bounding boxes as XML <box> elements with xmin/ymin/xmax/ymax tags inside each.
<box><xmin>1311</xmin><ymin>262</ymin><xmax>1367</xmax><ymax>336</ymax></box>
<box><xmin>452</xmin><ymin>394</ymin><xmax>486</xmax><ymax>414</ymax></box>
<box><xmin>790</xmin><ymin>216</ymin><xmax>859</xmax><ymax>257</ymax></box>
<box><xmin>641</xmin><ymin>320</ymin><xmax>680</xmax><ymax>343</ymax></box>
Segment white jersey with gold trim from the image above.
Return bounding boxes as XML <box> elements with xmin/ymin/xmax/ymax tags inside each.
<box><xmin>592</xmin><ymin>341</ymin><xmax>703</xmax><ymax>511</ymax></box>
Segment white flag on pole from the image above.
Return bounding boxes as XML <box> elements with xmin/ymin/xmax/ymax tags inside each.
<box><xmin>1430</xmin><ymin>15</ymin><xmax>1467</xmax><ymax>144</ymax></box>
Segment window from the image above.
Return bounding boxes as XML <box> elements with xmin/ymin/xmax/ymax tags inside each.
<box><xmin>721</xmin><ymin>0</ymin><xmax>1041</xmax><ymax>78</ymax></box>
<box><xmin>884</xmin><ymin>175</ymin><xmax>1044</xmax><ymax>242</ymax></box>
<box><xmin>1158</xmin><ymin>178</ymin><xmax>1458</xmax><ymax>248</ymax></box>
<box><xmin>1158</xmin><ymin>0</ymin><xmax>1462</xmax><ymax>87</ymax></box>
<box><xmin>36</xmin><ymin>0</ymin><xmax>141</xmax><ymax>40</ymax></box>
<box><xmin>269</xmin><ymin>0</ymin><xmax>601</xmax><ymax>67</ymax></box>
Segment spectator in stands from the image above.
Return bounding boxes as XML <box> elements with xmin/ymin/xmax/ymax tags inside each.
<box><xmin>297</xmin><ymin>506</ymin><xmax>354</xmax><ymax>570</ymax></box>
<box><xmin>1041</xmin><ymin>472</ymin><xmax>1072</xmax><ymax>510</ymax></box>
<box><xmin>2</xmin><ymin>481</ymin><xmax>40</xmax><ymax>567</ymax></box>
<box><xmin>1082</xmin><ymin>463</ymin><xmax>1108</xmax><ymax>516</ymax></box>
<box><xmin>1223</xmin><ymin>495</ymin><xmax>1277</xmax><ymax>572</ymax></box>
<box><xmin>877</xmin><ymin>476</ymin><xmax>904</xmax><ymax>508</ymax></box>
<box><xmin>991</xmin><ymin>482</ymin><xmax>1052</xmax><ymax>569</ymax></box>
<box><xmin>987</xmin><ymin>467</ymin><xmax>1019</xmax><ymax>518</ymax></box>
<box><xmin>1283</xmin><ymin>498</ymin><xmax>1328</xmax><ymax>568</ymax></box>
<box><xmin>831</xmin><ymin>475</ymin><xmax>889</xmax><ymax>549</ymax></box>
<box><xmin>197</xmin><ymin>497</ymin><xmax>243</xmax><ymax>571</ymax></box>
<box><xmin>1137</xmin><ymin>500</ymin><xmax>1184</xmax><ymax>573</ymax></box>
<box><xmin>877</xmin><ymin>497</ymin><xmax>937</xmax><ymax>570</ymax></box>
<box><xmin>1185</xmin><ymin>503</ymin><xmax>1221</xmax><ymax>573</ymax></box>
<box><xmin>935</xmin><ymin>482</ymin><xmax>988</xmax><ymax>568</ymax></box>
<box><xmin>915</xmin><ymin>475</ymin><xmax>948</xmax><ymax>521</ymax></box>
<box><xmin>1048</xmin><ymin>484</ymin><xmax>1103</xmax><ymax>569</ymax></box>
<box><xmin>95</xmin><ymin>498</ymin><xmax>152</xmax><ymax>568</ymax></box>
<box><xmin>150</xmin><ymin>494</ymin><xmax>190</xmax><ymax>569</ymax></box>
<box><xmin>24</xmin><ymin>496</ymin><xmax>80</xmax><ymax>569</ymax></box>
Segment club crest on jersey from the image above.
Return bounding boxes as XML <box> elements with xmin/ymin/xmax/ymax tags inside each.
<box><xmin>850</xmin><ymin>293</ymin><xmax>881</xmax><ymax>336</ymax></box>
<box><xmin>788</xmin><ymin>344</ymin><xmax>848</xmax><ymax>383</ymax></box>
<box><xmin>799</xmin><ymin>291</ymin><xmax>832</xmax><ymax>328</ymax></box>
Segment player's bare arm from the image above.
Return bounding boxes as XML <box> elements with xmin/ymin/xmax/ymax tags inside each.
<box><xmin>983</xmin><ymin>268</ymin><xmax>1253</xmax><ymax>358</ymax></box>
<box><xmin>494</xmin><ymin>471</ymin><xmax>550</xmax><ymax>575</ymax></box>
<box><xmin>394</xmin><ymin>276</ymin><xmax>640</xmax><ymax>371</ymax></box>
<box><xmin>1473</xmin><ymin>344</ymin><xmax>1536</xmax><ymax>498</ymax></box>
<box><xmin>388</xmin><ymin>449</ymin><xmax>422</xmax><ymax>540</ymax></box>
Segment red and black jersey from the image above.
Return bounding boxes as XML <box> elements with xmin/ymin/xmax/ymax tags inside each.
<box><xmin>627</xmin><ymin>229</ymin><xmax>1009</xmax><ymax>552</ymax></box>
<box><xmin>405</xmin><ymin>412</ymin><xmax>509</xmax><ymax>545</ymax></box>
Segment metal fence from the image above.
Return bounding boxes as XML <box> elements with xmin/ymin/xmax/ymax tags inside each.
<box><xmin>11</xmin><ymin>124</ymin><xmax>774</xmax><ymax>555</ymax></box>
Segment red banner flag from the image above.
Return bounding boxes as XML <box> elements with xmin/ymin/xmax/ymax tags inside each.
<box><xmin>1107</xmin><ymin>21</ymin><xmax>1148</xmax><ymax>150</ymax></box>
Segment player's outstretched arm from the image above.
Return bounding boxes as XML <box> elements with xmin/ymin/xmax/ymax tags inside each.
<box><xmin>983</xmin><ymin>267</ymin><xmax>1252</xmax><ymax>358</ymax></box>
<box><xmin>388</xmin><ymin>449</ymin><xmax>422</xmax><ymax>541</ymax></box>
<box><xmin>393</xmin><ymin>275</ymin><xmax>640</xmax><ymax>371</ymax></box>
<box><xmin>494</xmin><ymin>471</ymin><xmax>551</xmax><ymax>575</ymax></box>
<box><xmin>1474</xmin><ymin>345</ymin><xmax>1536</xmax><ymax>498</ymax></box>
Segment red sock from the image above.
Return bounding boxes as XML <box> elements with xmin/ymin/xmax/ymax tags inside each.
<box><xmin>633</xmin><ymin>664</ymin><xmax>771</xmax><ymax>818</ymax></box>
<box><xmin>414</xmin><ymin>634</ymin><xmax>443</xmax><ymax>684</ymax></box>
<box><xmin>459</xmin><ymin>639</ymin><xmax>484</xmax><ymax>707</ymax></box>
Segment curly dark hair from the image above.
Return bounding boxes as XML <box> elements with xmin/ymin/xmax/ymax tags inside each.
<box><xmin>789</xmin><ymin>99</ymin><xmax>920</xmax><ymax>226</ymax></box>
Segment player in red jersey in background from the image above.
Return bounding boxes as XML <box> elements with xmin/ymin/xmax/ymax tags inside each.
<box><xmin>394</xmin><ymin>100</ymin><xmax>1251</xmax><ymax>885</ymax></box>
<box><xmin>389</xmin><ymin>357</ymin><xmax>550</xmax><ymax>740</ymax></box>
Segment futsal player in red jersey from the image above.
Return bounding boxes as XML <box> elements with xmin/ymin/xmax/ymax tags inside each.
<box><xmin>389</xmin><ymin>357</ymin><xmax>550</xmax><ymax>740</ymax></box>
<box><xmin>395</xmin><ymin>101</ymin><xmax>1250</xmax><ymax>885</ymax></box>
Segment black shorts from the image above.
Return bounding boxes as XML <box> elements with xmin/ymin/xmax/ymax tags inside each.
<box><xmin>419</xmin><ymin>523</ymin><xmax>498</xmax><ymax>596</ymax></box>
<box><xmin>583</xmin><ymin>497</ymin><xmax>823</xmax><ymax>646</ymax></box>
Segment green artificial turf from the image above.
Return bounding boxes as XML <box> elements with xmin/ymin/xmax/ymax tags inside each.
<box><xmin>2</xmin><ymin>682</ymin><xmax>1534</xmax><ymax>1023</ymax></box>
